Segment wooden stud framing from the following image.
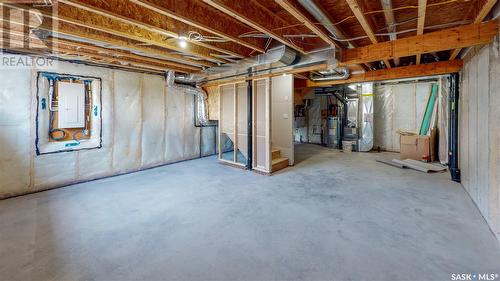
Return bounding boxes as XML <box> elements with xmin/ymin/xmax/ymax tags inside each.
<box><xmin>449</xmin><ymin>0</ymin><xmax>498</xmax><ymax>60</ymax></box>
<box><xmin>251</xmin><ymin>77</ymin><xmax>271</xmax><ymax>173</ymax></box>
<box><xmin>266</xmin><ymin>78</ymin><xmax>272</xmax><ymax>173</ymax></box>
<box><xmin>217</xmin><ymin>81</ymin><xmax>246</xmax><ymax>168</ymax></box>
<box><xmin>341</xmin><ymin>21</ymin><xmax>499</xmax><ymax>65</ymax></box>
<box><xmin>202</xmin><ymin>0</ymin><xmax>306</xmax><ymax>54</ymax></box>
<box><xmin>233</xmin><ymin>83</ymin><xmax>238</xmax><ymax>163</ymax></box>
<box><xmin>345</xmin><ymin>0</ymin><xmax>392</xmax><ymax>68</ymax></box>
<box><xmin>307</xmin><ymin>60</ymin><xmax>464</xmax><ymax>87</ymax></box>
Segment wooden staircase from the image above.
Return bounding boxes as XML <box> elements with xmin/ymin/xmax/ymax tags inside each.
<box><xmin>271</xmin><ymin>148</ymin><xmax>289</xmax><ymax>173</ymax></box>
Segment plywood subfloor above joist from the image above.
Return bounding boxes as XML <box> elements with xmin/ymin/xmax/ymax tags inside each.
<box><xmin>307</xmin><ymin>60</ymin><xmax>463</xmax><ymax>87</ymax></box>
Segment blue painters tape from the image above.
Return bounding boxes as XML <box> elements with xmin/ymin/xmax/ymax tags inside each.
<box><xmin>93</xmin><ymin>105</ymin><xmax>99</xmax><ymax>117</ymax></box>
<box><xmin>65</xmin><ymin>142</ymin><xmax>80</xmax><ymax>148</ymax></box>
<box><xmin>41</xmin><ymin>98</ymin><xmax>47</xmax><ymax>110</ymax></box>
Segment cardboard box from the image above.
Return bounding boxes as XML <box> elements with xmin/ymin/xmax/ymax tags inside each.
<box><xmin>400</xmin><ymin>135</ymin><xmax>430</xmax><ymax>160</ymax></box>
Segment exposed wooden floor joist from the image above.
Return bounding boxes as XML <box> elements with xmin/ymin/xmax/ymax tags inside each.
<box><xmin>449</xmin><ymin>0</ymin><xmax>498</xmax><ymax>60</ymax></box>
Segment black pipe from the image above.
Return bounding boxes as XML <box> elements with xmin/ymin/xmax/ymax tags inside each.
<box><xmin>449</xmin><ymin>73</ymin><xmax>461</xmax><ymax>182</ymax></box>
<box><xmin>246</xmin><ymin>76</ymin><xmax>253</xmax><ymax>170</ymax></box>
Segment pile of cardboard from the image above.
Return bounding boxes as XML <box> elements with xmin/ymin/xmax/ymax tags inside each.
<box><xmin>400</xmin><ymin>128</ymin><xmax>439</xmax><ymax>162</ymax></box>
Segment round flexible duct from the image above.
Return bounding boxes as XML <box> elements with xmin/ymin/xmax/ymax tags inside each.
<box><xmin>309</xmin><ymin>67</ymin><xmax>350</xmax><ymax>81</ymax></box>
<box><xmin>166</xmin><ymin>71</ymin><xmax>216</xmax><ymax>126</ymax></box>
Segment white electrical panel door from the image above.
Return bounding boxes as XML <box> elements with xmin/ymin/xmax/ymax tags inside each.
<box><xmin>58</xmin><ymin>82</ymin><xmax>86</xmax><ymax>129</ymax></box>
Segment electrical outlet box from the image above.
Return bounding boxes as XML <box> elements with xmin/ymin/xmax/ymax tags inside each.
<box><xmin>58</xmin><ymin>82</ymin><xmax>85</xmax><ymax>129</ymax></box>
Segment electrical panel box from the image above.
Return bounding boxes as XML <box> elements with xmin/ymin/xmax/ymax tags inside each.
<box><xmin>57</xmin><ymin>81</ymin><xmax>85</xmax><ymax>129</ymax></box>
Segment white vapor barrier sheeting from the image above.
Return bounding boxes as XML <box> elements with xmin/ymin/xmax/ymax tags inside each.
<box><xmin>0</xmin><ymin>55</ymin><xmax>216</xmax><ymax>199</ymax></box>
<box><xmin>34</xmin><ymin>153</ymin><xmax>77</xmax><ymax>188</ymax></box>
<box><xmin>165</xmin><ymin>87</ymin><xmax>186</xmax><ymax>162</ymax></box>
<box><xmin>307</xmin><ymin>97</ymin><xmax>322</xmax><ymax>144</ymax></box>
<box><xmin>0</xmin><ymin>67</ymin><xmax>32</xmax><ymax>196</ymax></box>
<box><xmin>359</xmin><ymin>83</ymin><xmax>374</xmax><ymax>152</ymax></box>
<box><xmin>141</xmin><ymin>75</ymin><xmax>166</xmax><ymax>168</ymax></box>
<box><xmin>373</xmin><ymin>82</ymin><xmax>433</xmax><ymax>152</ymax></box>
<box><xmin>201</xmin><ymin>126</ymin><xmax>217</xmax><ymax>157</ymax></box>
<box><xmin>78</xmin><ymin>71</ymin><xmax>114</xmax><ymax>181</ymax></box>
<box><xmin>113</xmin><ymin>72</ymin><xmax>142</xmax><ymax>173</ymax></box>
<box><xmin>183</xmin><ymin>94</ymin><xmax>201</xmax><ymax>160</ymax></box>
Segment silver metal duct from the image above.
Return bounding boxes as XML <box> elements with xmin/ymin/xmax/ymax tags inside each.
<box><xmin>309</xmin><ymin>67</ymin><xmax>350</xmax><ymax>81</ymax></box>
<box><xmin>298</xmin><ymin>0</ymin><xmax>354</xmax><ymax>49</ymax></box>
<box><xmin>205</xmin><ymin>45</ymin><xmax>297</xmax><ymax>76</ymax></box>
<box><xmin>166</xmin><ymin>71</ymin><xmax>216</xmax><ymax>126</ymax></box>
<box><xmin>201</xmin><ymin>47</ymin><xmax>339</xmax><ymax>85</ymax></box>
<box><xmin>358</xmin><ymin>83</ymin><xmax>374</xmax><ymax>152</ymax></box>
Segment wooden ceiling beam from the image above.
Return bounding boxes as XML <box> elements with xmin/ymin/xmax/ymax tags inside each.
<box><xmin>416</xmin><ymin>0</ymin><xmax>427</xmax><ymax>64</ymax></box>
<box><xmin>345</xmin><ymin>0</ymin><xmax>392</xmax><ymax>69</ymax></box>
<box><xmin>202</xmin><ymin>0</ymin><xmax>306</xmax><ymax>54</ymax></box>
<box><xmin>307</xmin><ymin>60</ymin><xmax>463</xmax><ymax>87</ymax></box>
<box><xmin>449</xmin><ymin>0</ymin><xmax>498</xmax><ymax>60</ymax></box>
<box><xmin>128</xmin><ymin>0</ymin><xmax>265</xmax><ymax>54</ymax></box>
<box><xmin>274</xmin><ymin>0</ymin><xmax>342</xmax><ymax>49</ymax></box>
<box><xmin>58</xmin><ymin>0</ymin><xmax>244</xmax><ymax>59</ymax></box>
<box><xmin>2</xmin><ymin>4</ymin><xmax>215</xmax><ymax>68</ymax></box>
<box><xmin>341</xmin><ymin>20</ymin><xmax>499</xmax><ymax>65</ymax></box>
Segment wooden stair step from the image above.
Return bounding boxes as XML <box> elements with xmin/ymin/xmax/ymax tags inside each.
<box><xmin>272</xmin><ymin>157</ymin><xmax>289</xmax><ymax>172</ymax></box>
<box><xmin>271</xmin><ymin>148</ymin><xmax>281</xmax><ymax>160</ymax></box>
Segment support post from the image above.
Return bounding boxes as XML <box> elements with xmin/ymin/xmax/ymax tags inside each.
<box><xmin>449</xmin><ymin>73</ymin><xmax>461</xmax><ymax>182</ymax></box>
<box><xmin>246</xmin><ymin>76</ymin><xmax>253</xmax><ymax>170</ymax></box>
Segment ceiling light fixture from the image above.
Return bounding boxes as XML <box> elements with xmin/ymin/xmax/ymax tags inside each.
<box><xmin>178</xmin><ymin>36</ymin><xmax>188</xmax><ymax>48</ymax></box>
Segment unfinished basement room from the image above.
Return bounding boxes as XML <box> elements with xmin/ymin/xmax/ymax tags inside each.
<box><xmin>1</xmin><ymin>0</ymin><xmax>500</xmax><ymax>280</ymax></box>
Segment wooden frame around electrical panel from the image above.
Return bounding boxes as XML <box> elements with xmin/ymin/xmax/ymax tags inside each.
<box><xmin>252</xmin><ymin>78</ymin><xmax>272</xmax><ymax>174</ymax></box>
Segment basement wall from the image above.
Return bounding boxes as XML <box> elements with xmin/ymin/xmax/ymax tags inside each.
<box><xmin>373</xmin><ymin>81</ymin><xmax>440</xmax><ymax>152</ymax></box>
<box><xmin>0</xmin><ymin>55</ymin><xmax>216</xmax><ymax>199</ymax></box>
<box><xmin>460</xmin><ymin>40</ymin><xmax>500</xmax><ymax>241</ymax></box>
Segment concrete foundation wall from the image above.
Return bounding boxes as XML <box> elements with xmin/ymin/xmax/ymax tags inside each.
<box><xmin>0</xmin><ymin>55</ymin><xmax>215</xmax><ymax>199</ymax></box>
<box><xmin>460</xmin><ymin>41</ymin><xmax>500</xmax><ymax>241</ymax></box>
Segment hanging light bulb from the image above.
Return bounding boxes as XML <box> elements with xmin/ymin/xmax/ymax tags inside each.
<box><xmin>178</xmin><ymin>36</ymin><xmax>188</xmax><ymax>48</ymax></box>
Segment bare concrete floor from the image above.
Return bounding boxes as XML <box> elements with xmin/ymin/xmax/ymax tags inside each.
<box><xmin>1</xmin><ymin>144</ymin><xmax>499</xmax><ymax>281</ymax></box>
